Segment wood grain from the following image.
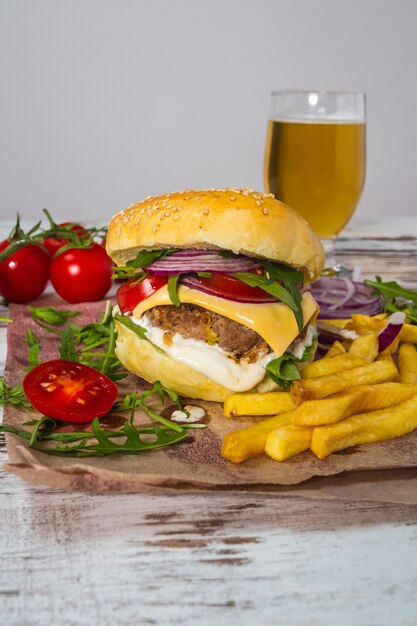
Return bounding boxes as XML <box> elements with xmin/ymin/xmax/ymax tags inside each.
<box><xmin>1</xmin><ymin>219</ymin><xmax>417</xmax><ymax>626</ymax></box>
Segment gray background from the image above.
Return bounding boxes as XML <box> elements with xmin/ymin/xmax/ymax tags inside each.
<box><xmin>1</xmin><ymin>0</ymin><xmax>416</xmax><ymax>223</ymax></box>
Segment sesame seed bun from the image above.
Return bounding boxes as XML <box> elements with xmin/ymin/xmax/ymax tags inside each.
<box><xmin>107</xmin><ymin>188</ymin><xmax>325</xmax><ymax>281</ymax></box>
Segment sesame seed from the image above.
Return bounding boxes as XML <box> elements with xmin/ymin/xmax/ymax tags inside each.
<box><xmin>203</xmin><ymin>208</ymin><xmax>209</xmax><ymax>215</ymax></box>
<box><xmin>173</xmin><ymin>215</ymin><xmax>180</xmax><ymax>221</ymax></box>
<box><xmin>164</xmin><ymin>211</ymin><xmax>170</xmax><ymax>217</ymax></box>
<box><xmin>153</xmin><ymin>225</ymin><xmax>159</xmax><ymax>232</ymax></box>
<box><xmin>256</xmin><ymin>200</ymin><xmax>264</xmax><ymax>206</ymax></box>
<box><xmin>230</xmin><ymin>195</ymin><xmax>236</xmax><ymax>201</ymax></box>
<box><xmin>262</xmin><ymin>207</ymin><xmax>269</xmax><ymax>215</ymax></box>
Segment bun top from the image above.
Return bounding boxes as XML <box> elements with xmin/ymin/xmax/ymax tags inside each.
<box><xmin>107</xmin><ymin>188</ymin><xmax>325</xmax><ymax>281</ymax></box>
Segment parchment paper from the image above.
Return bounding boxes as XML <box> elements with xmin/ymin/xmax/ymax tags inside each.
<box><xmin>4</xmin><ymin>298</ymin><xmax>417</xmax><ymax>502</ymax></box>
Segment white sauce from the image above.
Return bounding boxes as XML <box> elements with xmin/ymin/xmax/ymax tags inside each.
<box><xmin>288</xmin><ymin>325</ymin><xmax>317</xmax><ymax>360</ymax></box>
<box><xmin>135</xmin><ymin>314</ymin><xmax>268</xmax><ymax>392</ymax></box>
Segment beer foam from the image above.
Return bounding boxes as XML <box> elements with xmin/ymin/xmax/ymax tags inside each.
<box><xmin>271</xmin><ymin>113</ymin><xmax>365</xmax><ymax>124</ymax></box>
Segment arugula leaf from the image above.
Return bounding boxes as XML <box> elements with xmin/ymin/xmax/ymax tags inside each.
<box><xmin>113</xmin><ymin>249</ymin><xmax>177</xmax><ymax>280</ymax></box>
<box><xmin>114</xmin><ymin>312</ymin><xmax>148</xmax><ymax>339</ymax></box>
<box><xmin>25</xmin><ymin>330</ymin><xmax>41</xmax><ymax>369</ymax></box>
<box><xmin>265</xmin><ymin>338</ymin><xmax>317</xmax><ymax>390</ymax></box>
<box><xmin>233</xmin><ymin>261</ymin><xmax>304</xmax><ymax>331</ymax></box>
<box><xmin>0</xmin><ymin>379</ymin><xmax>201</xmax><ymax>456</ymax></box>
<box><xmin>0</xmin><ymin>419</ymin><xmax>187</xmax><ymax>457</ymax></box>
<box><xmin>298</xmin><ymin>338</ymin><xmax>317</xmax><ymax>363</ymax></box>
<box><xmin>113</xmin><ymin>381</ymin><xmax>184</xmax><ymax>430</ymax></box>
<box><xmin>29</xmin><ymin>301</ymin><xmax>127</xmax><ymax>380</ymax></box>
<box><xmin>365</xmin><ymin>277</ymin><xmax>417</xmax><ymax>325</ymax></box>
<box><xmin>234</xmin><ymin>272</ymin><xmax>297</xmax><ymax>309</ymax></box>
<box><xmin>0</xmin><ymin>377</ymin><xmax>31</xmax><ymax>408</ymax></box>
<box><xmin>129</xmin><ymin>249</ymin><xmax>175</xmax><ymax>269</ymax></box>
<box><xmin>265</xmin><ymin>355</ymin><xmax>301</xmax><ymax>390</ymax></box>
<box><xmin>59</xmin><ymin>328</ymin><xmax>79</xmax><ymax>362</ymax></box>
<box><xmin>29</xmin><ymin>306</ymin><xmax>80</xmax><ymax>327</ymax></box>
<box><xmin>260</xmin><ymin>260</ymin><xmax>304</xmax><ymax>331</ymax></box>
<box><xmin>365</xmin><ymin>277</ymin><xmax>417</xmax><ymax>305</ymax></box>
<box><xmin>168</xmin><ymin>274</ymin><xmax>181</xmax><ymax>307</ymax></box>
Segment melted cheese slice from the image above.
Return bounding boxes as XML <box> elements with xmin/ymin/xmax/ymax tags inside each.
<box><xmin>132</xmin><ymin>285</ymin><xmax>318</xmax><ymax>357</ymax></box>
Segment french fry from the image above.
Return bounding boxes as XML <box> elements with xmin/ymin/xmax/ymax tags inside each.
<box><xmin>400</xmin><ymin>324</ymin><xmax>417</xmax><ymax>343</ymax></box>
<box><xmin>300</xmin><ymin>353</ymin><xmax>366</xmax><ymax>379</ymax></box>
<box><xmin>223</xmin><ymin>391</ymin><xmax>295</xmax><ymax>418</ymax></box>
<box><xmin>348</xmin><ymin>333</ymin><xmax>378</xmax><ymax>362</ymax></box>
<box><xmin>346</xmin><ymin>314</ymin><xmax>417</xmax><ymax>342</ymax></box>
<box><xmin>292</xmin><ymin>382</ymin><xmax>417</xmax><ymax>426</ymax></box>
<box><xmin>320</xmin><ymin>318</ymin><xmax>351</xmax><ymax>328</ymax></box>
<box><xmin>310</xmin><ymin>393</ymin><xmax>417</xmax><ymax>459</ymax></box>
<box><xmin>291</xmin><ymin>359</ymin><xmax>398</xmax><ymax>404</ymax></box>
<box><xmin>220</xmin><ymin>410</ymin><xmax>294</xmax><ymax>463</ymax></box>
<box><xmin>324</xmin><ymin>340</ymin><xmax>346</xmax><ymax>358</ymax></box>
<box><xmin>398</xmin><ymin>343</ymin><xmax>417</xmax><ymax>384</ymax></box>
<box><xmin>265</xmin><ymin>424</ymin><xmax>313</xmax><ymax>462</ymax></box>
<box><xmin>346</xmin><ymin>313</ymin><xmax>387</xmax><ymax>334</ymax></box>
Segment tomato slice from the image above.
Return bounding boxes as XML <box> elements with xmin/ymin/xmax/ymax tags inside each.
<box><xmin>194</xmin><ymin>273</ymin><xmax>274</xmax><ymax>302</ymax></box>
<box><xmin>117</xmin><ymin>274</ymin><xmax>168</xmax><ymax>314</ymax></box>
<box><xmin>23</xmin><ymin>360</ymin><xmax>118</xmax><ymax>423</ymax></box>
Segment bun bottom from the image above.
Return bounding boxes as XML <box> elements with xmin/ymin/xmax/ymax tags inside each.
<box><xmin>115</xmin><ymin>319</ymin><xmax>246</xmax><ymax>402</ymax></box>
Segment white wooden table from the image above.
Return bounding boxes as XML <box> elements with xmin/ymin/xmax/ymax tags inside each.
<box><xmin>1</xmin><ymin>218</ymin><xmax>417</xmax><ymax>626</ymax></box>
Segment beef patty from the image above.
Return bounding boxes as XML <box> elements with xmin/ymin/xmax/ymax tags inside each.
<box><xmin>145</xmin><ymin>304</ymin><xmax>269</xmax><ymax>360</ymax></box>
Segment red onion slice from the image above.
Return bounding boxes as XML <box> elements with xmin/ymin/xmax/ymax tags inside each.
<box><xmin>309</xmin><ymin>277</ymin><xmax>383</xmax><ymax>319</ymax></box>
<box><xmin>145</xmin><ymin>250</ymin><xmax>260</xmax><ymax>275</ymax></box>
<box><xmin>377</xmin><ymin>312</ymin><xmax>406</xmax><ymax>352</ymax></box>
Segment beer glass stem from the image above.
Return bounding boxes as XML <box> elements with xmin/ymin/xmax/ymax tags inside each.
<box><xmin>322</xmin><ymin>237</ymin><xmax>338</xmax><ymax>272</ymax></box>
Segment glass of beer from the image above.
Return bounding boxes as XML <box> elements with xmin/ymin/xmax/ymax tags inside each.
<box><xmin>263</xmin><ymin>90</ymin><xmax>366</xmax><ymax>269</ymax></box>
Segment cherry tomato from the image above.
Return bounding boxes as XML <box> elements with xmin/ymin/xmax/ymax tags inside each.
<box><xmin>0</xmin><ymin>241</ymin><xmax>50</xmax><ymax>303</ymax></box>
<box><xmin>50</xmin><ymin>243</ymin><xmax>113</xmax><ymax>303</ymax></box>
<box><xmin>60</xmin><ymin>222</ymin><xmax>87</xmax><ymax>236</ymax></box>
<box><xmin>117</xmin><ymin>274</ymin><xmax>168</xmax><ymax>314</ymax></box>
<box><xmin>23</xmin><ymin>359</ymin><xmax>118</xmax><ymax>423</ymax></box>
<box><xmin>42</xmin><ymin>223</ymin><xmax>88</xmax><ymax>257</ymax></box>
<box><xmin>195</xmin><ymin>273</ymin><xmax>275</xmax><ymax>302</ymax></box>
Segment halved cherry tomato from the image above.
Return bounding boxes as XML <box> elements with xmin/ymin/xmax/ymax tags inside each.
<box><xmin>195</xmin><ymin>273</ymin><xmax>275</xmax><ymax>302</ymax></box>
<box><xmin>117</xmin><ymin>274</ymin><xmax>168</xmax><ymax>314</ymax></box>
<box><xmin>23</xmin><ymin>360</ymin><xmax>118</xmax><ymax>423</ymax></box>
<box><xmin>0</xmin><ymin>241</ymin><xmax>50</xmax><ymax>303</ymax></box>
<box><xmin>42</xmin><ymin>222</ymin><xmax>88</xmax><ymax>257</ymax></box>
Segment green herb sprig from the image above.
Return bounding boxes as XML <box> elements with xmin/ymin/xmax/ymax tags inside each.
<box><xmin>112</xmin><ymin>249</ymin><xmax>177</xmax><ymax>280</ymax></box>
<box><xmin>29</xmin><ymin>302</ymin><xmax>126</xmax><ymax>381</ymax></box>
<box><xmin>234</xmin><ymin>261</ymin><xmax>304</xmax><ymax>331</ymax></box>
<box><xmin>0</xmin><ymin>378</ymin><xmax>31</xmax><ymax>409</ymax></box>
<box><xmin>0</xmin><ymin>380</ymin><xmax>205</xmax><ymax>456</ymax></box>
<box><xmin>364</xmin><ymin>277</ymin><xmax>417</xmax><ymax>325</ymax></box>
<box><xmin>265</xmin><ymin>339</ymin><xmax>317</xmax><ymax>389</ymax></box>
<box><xmin>24</xmin><ymin>330</ymin><xmax>41</xmax><ymax>370</ymax></box>
<box><xmin>0</xmin><ymin>211</ymin><xmax>108</xmax><ymax>264</ymax></box>
<box><xmin>0</xmin><ymin>417</ymin><xmax>187</xmax><ymax>457</ymax></box>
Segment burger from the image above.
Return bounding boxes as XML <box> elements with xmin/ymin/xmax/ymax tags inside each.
<box><xmin>106</xmin><ymin>188</ymin><xmax>325</xmax><ymax>402</ymax></box>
